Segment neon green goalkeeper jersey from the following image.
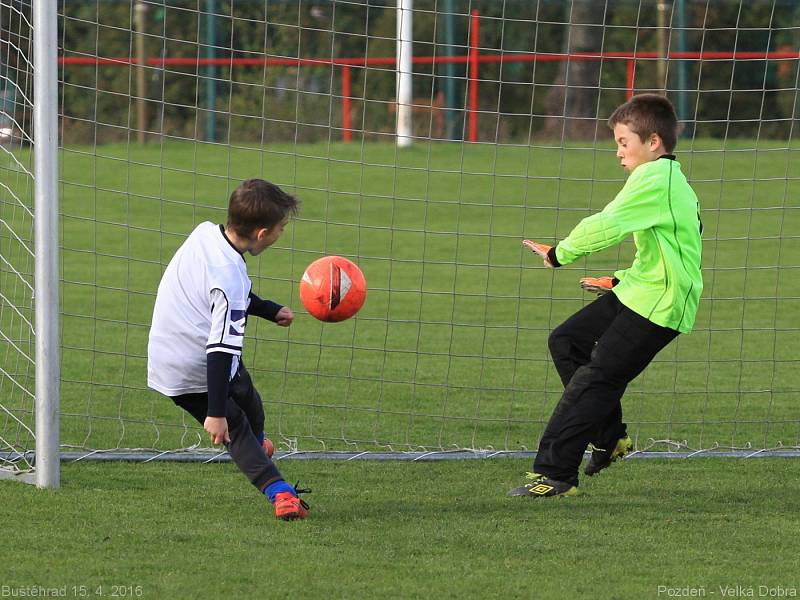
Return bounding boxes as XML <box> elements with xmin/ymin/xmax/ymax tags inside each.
<box><xmin>555</xmin><ymin>156</ymin><xmax>703</xmax><ymax>333</ymax></box>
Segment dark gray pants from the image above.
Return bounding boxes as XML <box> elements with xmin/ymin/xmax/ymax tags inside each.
<box><xmin>172</xmin><ymin>364</ymin><xmax>282</xmax><ymax>490</ymax></box>
<box><xmin>533</xmin><ymin>292</ymin><xmax>679</xmax><ymax>485</ymax></box>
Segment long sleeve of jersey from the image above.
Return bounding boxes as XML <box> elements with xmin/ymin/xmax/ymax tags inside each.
<box><xmin>205</xmin><ymin>286</ymin><xmax>245</xmax><ymax>416</ymax></box>
<box><xmin>247</xmin><ymin>291</ymin><xmax>283</xmax><ymax>322</ymax></box>
<box><xmin>206</xmin><ymin>351</ymin><xmax>232</xmax><ymax>417</ymax></box>
<box><xmin>552</xmin><ymin>158</ymin><xmax>703</xmax><ymax>334</ymax></box>
<box><xmin>554</xmin><ymin>167</ymin><xmax>663</xmax><ymax>266</ymax></box>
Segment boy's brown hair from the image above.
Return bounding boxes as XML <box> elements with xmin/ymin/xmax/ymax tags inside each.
<box><xmin>608</xmin><ymin>93</ymin><xmax>679</xmax><ymax>153</ymax></box>
<box><xmin>227</xmin><ymin>178</ymin><xmax>299</xmax><ymax>237</ymax></box>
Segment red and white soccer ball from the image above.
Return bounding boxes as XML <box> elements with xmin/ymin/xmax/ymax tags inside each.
<box><xmin>299</xmin><ymin>256</ymin><xmax>367</xmax><ymax>322</ymax></box>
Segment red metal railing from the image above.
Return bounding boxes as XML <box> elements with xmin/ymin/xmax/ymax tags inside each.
<box><xmin>468</xmin><ymin>9</ymin><xmax>480</xmax><ymax>143</ymax></box>
<box><xmin>59</xmin><ymin>14</ymin><xmax>799</xmax><ymax>143</ymax></box>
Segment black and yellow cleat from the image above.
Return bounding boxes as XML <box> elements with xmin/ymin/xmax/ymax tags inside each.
<box><xmin>507</xmin><ymin>472</ymin><xmax>578</xmax><ymax>498</ymax></box>
<box><xmin>584</xmin><ymin>436</ymin><xmax>633</xmax><ymax>476</ymax></box>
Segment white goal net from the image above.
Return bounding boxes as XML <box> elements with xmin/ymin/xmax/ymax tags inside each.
<box><xmin>1</xmin><ymin>0</ymin><xmax>35</xmax><ymax>475</ymax></box>
<box><xmin>1</xmin><ymin>0</ymin><xmax>799</xmax><ymax>478</ymax></box>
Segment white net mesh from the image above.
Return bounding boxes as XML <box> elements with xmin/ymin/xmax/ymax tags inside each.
<box><xmin>1</xmin><ymin>1</ymin><xmax>799</xmax><ymax>468</ymax></box>
<box><xmin>0</xmin><ymin>0</ymin><xmax>35</xmax><ymax>473</ymax></box>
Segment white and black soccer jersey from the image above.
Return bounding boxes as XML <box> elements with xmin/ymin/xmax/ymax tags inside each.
<box><xmin>148</xmin><ymin>222</ymin><xmax>251</xmax><ymax>396</ymax></box>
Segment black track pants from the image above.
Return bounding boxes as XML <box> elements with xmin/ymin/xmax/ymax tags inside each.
<box><xmin>533</xmin><ymin>292</ymin><xmax>679</xmax><ymax>486</ymax></box>
<box><xmin>172</xmin><ymin>364</ymin><xmax>282</xmax><ymax>490</ymax></box>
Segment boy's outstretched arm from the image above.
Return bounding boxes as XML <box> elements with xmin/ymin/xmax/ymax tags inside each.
<box><xmin>580</xmin><ymin>276</ymin><xmax>618</xmax><ymax>295</ymax></box>
<box><xmin>248</xmin><ymin>291</ymin><xmax>294</xmax><ymax>326</ymax></box>
<box><xmin>522</xmin><ymin>240</ymin><xmax>560</xmax><ymax>269</ymax></box>
<box><xmin>523</xmin><ymin>241</ymin><xmax>618</xmax><ymax>295</ymax></box>
<box><xmin>273</xmin><ymin>306</ymin><xmax>294</xmax><ymax>327</ymax></box>
<box><xmin>525</xmin><ymin>168</ymin><xmax>663</xmax><ymax>271</ymax></box>
<box><xmin>247</xmin><ymin>291</ymin><xmax>282</xmax><ymax>320</ymax></box>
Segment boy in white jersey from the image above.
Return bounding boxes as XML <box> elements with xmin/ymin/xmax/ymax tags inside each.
<box><xmin>148</xmin><ymin>179</ymin><xmax>308</xmax><ymax>520</ymax></box>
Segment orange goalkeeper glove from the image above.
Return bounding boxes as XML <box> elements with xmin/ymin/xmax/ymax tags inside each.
<box><xmin>522</xmin><ymin>239</ymin><xmax>556</xmax><ymax>268</ymax></box>
<box><xmin>579</xmin><ymin>276</ymin><xmax>616</xmax><ymax>295</ymax></box>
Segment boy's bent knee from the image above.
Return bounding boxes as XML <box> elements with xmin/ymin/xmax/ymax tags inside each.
<box><xmin>548</xmin><ymin>328</ymin><xmax>572</xmax><ymax>359</ymax></box>
<box><xmin>225</xmin><ymin>408</ymin><xmax>250</xmax><ymax>436</ymax></box>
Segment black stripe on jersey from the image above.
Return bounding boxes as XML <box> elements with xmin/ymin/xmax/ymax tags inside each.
<box><xmin>206</xmin><ymin>342</ymin><xmax>243</xmax><ymax>352</ymax></box>
<box><xmin>665</xmin><ymin>158</ymin><xmax>695</xmax><ymax>331</ymax></box>
<box><xmin>210</xmin><ymin>287</ymin><xmax>230</xmax><ymax>344</ymax></box>
<box><xmin>218</xmin><ymin>224</ymin><xmax>246</xmax><ymax>262</ymax></box>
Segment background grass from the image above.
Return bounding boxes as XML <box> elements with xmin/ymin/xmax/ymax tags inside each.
<box><xmin>1</xmin><ymin>458</ymin><xmax>799</xmax><ymax>599</ymax></box>
<box><xmin>1</xmin><ymin>139</ymin><xmax>799</xmax><ymax>457</ymax></box>
<box><xmin>1</xmin><ymin>139</ymin><xmax>798</xmax><ymax>599</ymax></box>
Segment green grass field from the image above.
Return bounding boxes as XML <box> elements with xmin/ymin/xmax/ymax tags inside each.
<box><xmin>1</xmin><ymin>139</ymin><xmax>799</xmax><ymax>599</ymax></box>
<box><xmin>1</xmin><ymin>458</ymin><xmax>799</xmax><ymax>599</ymax></box>
<box><xmin>1</xmin><ymin>139</ymin><xmax>799</xmax><ymax>456</ymax></box>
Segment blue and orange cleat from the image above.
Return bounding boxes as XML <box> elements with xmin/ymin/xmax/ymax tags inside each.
<box><xmin>273</xmin><ymin>491</ymin><xmax>309</xmax><ymax>520</ymax></box>
<box><xmin>269</xmin><ymin>481</ymin><xmax>311</xmax><ymax>521</ymax></box>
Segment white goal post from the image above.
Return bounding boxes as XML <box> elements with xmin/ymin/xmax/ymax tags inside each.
<box><xmin>396</xmin><ymin>0</ymin><xmax>414</xmax><ymax>147</ymax></box>
<box><xmin>0</xmin><ymin>0</ymin><xmax>59</xmax><ymax>487</ymax></box>
<box><xmin>31</xmin><ymin>0</ymin><xmax>59</xmax><ymax>488</ymax></box>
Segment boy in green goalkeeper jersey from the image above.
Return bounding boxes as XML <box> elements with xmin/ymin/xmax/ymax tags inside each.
<box><xmin>509</xmin><ymin>94</ymin><xmax>703</xmax><ymax>498</ymax></box>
